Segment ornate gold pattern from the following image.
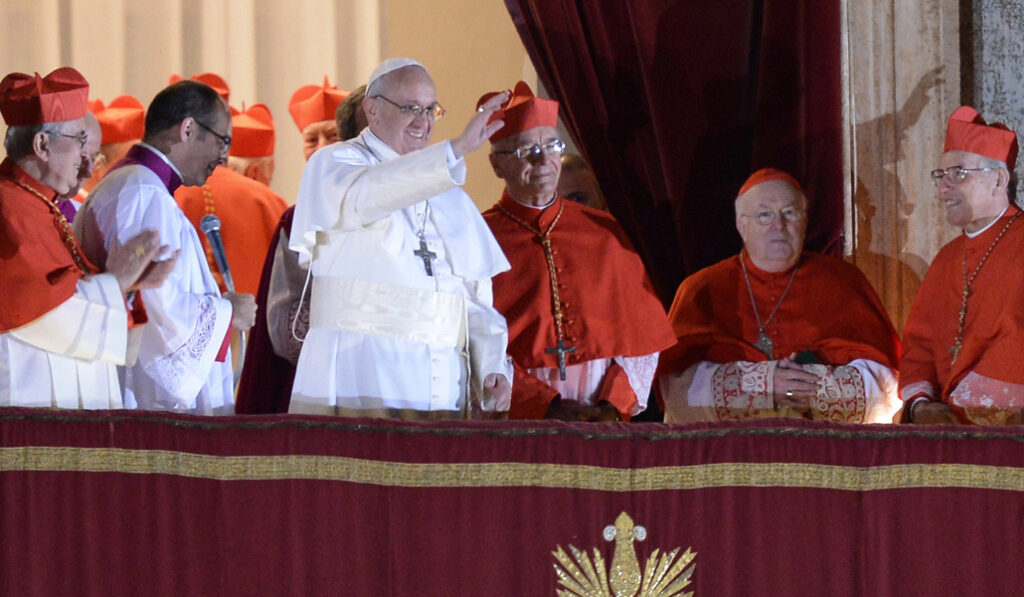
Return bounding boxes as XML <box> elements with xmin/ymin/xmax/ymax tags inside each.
<box><xmin>4</xmin><ymin>446</ymin><xmax>1024</xmax><ymax>492</ymax></box>
<box><xmin>552</xmin><ymin>512</ymin><xmax>696</xmax><ymax>597</ymax></box>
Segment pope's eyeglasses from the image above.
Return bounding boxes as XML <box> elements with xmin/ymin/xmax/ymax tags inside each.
<box><xmin>373</xmin><ymin>95</ymin><xmax>446</xmax><ymax>121</ymax></box>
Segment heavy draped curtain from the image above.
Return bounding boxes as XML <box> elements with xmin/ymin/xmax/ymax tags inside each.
<box><xmin>504</xmin><ymin>0</ymin><xmax>843</xmax><ymax>302</ymax></box>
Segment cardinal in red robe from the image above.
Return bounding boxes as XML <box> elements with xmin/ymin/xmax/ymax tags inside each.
<box><xmin>479</xmin><ymin>82</ymin><xmax>675</xmax><ymax>421</ymax></box>
<box><xmin>900</xmin><ymin>106</ymin><xmax>1023</xmax><ymax>425</ymax></box>
<box><xmin>657</xmin><ymin>168</ymin><xmax>901</xmax><ymax>423</ymax></box>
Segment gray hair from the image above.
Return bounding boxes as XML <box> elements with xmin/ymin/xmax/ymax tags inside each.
<box><xmin>4</xmin><ymin>122</ymin><xmax>61</xmax><ymax>161</ymax></box>
<box><xmin>976</xmin><ymin>155</ymin><xmax>1018</xmax><ymax>203</ymax></box>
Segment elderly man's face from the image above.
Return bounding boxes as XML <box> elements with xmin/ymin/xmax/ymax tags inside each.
<box><xmin>736</xmin><ymin>179</ymin><xmax>807</xmax><ymax>271</ymax></box>
<box><xmin>365</xmin><ymin>67</ymin><xmax>436</xmax><ymax>156</ymax></box>
<box><xmin>935</xmin><ymin>150</ymin><xmax>1007</xmax><ymax>232</ymax></box>
<box><xmin>63</xmin><ymin>113</ymin><xmax>102</xmax><ymax>199</ymax></box>
<box><xmin>490</xmin><ymin>126</ymin><xmax>562</xmax><ymax>206</ymax></box>
<box><xmin>39</xmin><ymin>116</ymin><xmax>90</xmax><ymax>196</ymax></box>
<box><xmin>181</xmin><ymin>108</ymin><xmax>231</xmax><ymax>186</ymax></box>
<box><xmin>301</xmin><ymin>120</ymin><xmax>339</xmax><ymax>161</ymax></box>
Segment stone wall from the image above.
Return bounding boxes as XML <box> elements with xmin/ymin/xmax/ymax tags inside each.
<box><xmin>972</xmin><ymin>0</ymin><xmax>1024</xmax><ymax>199</ymax></box>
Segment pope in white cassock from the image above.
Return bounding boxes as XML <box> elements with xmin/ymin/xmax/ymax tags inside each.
<box><xmin>76</xmin><ymin>80</ymin><xmax>257</xmax><ymax>415</ymax></box>
<box><xmin>288</xmin><ymin>58</ymin><xmax>514</xmax><ymax>418</ymax></box>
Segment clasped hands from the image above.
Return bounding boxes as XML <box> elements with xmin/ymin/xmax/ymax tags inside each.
<box><xmin>773</xmin><ymin>353</ymin><xmax>821</xmax><ymax>412</ymax></box>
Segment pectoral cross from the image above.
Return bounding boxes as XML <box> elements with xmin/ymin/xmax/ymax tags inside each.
<box><xmin>949</xmin><ymin>339</ymin><xmax>963</xmax><ymax>364</ymax></box>
<box><xmin>414</xmin><ymin>238</ymin><xmax>437</xmax><ymax>276</ymax></box>
<box><xmin>545</xmin><ymin>339</ymin><xmax>577</xmax><ymax>380</ymax></box>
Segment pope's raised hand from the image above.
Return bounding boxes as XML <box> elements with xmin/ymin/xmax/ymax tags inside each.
<box><xmin>450</xmin><ymin>90</ymin><xmax>510</xmax><ymax>159</ymax></box>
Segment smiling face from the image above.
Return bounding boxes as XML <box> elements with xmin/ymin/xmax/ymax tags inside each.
<box><xmin>735</xmin><ymin>179</ymin><xmax>807</xmax><ymax>272</ymax></box>
<box><xmin>36</xmin><ymin>116</ymin><xmax>90</xmax><ymax>196</ymax></box>
<box><xmin>490</xmin><ymin>126</ymin><xmax>562</xmax><ymax>207</ymax></box>
<box><xmin>935</xmin><ymin>150</ymin><xmax>1009</xmax><ymax>232</ymax></box>
<box><xmin>62</xmin><ymin>112</ymin><xmax>101</xmax><ymax>199</ymax></box>
<box><xmin>364</xmin><ymin>66</ymin><xmax>436</xmax><ymax>156</ymax></box>
<box><xmin>181</xmin><ymin>107</ymin><xmax>231</xmax><ymax>186</ymax></box>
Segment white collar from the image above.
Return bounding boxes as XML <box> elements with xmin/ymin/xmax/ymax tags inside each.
<box><xmin>138</xmin><ymin>142</ymin><xmax>185</xmax><ymax>180</ymax></box>
<box><xmin>965</xmin><ymin>204</ymin><xmax>1010</xmax><ymax>238</ymax></box>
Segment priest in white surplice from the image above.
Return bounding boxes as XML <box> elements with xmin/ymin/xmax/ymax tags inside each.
<box><xmin>76</xmin><ymin>80</ymin><xmax>256</xmax><ymax>415</ymax></box>
<box><xmin>1</xmin><ymin>67</ymin><xmax>176</xmax><ymax>408</ymax></box>
<box><xmin>288</xmin><ymin>58</ymin><xmax>513</xmax><ymax>418</ymax></box>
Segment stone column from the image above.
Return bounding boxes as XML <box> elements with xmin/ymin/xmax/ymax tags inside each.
<box><xmin>843</xmin><ymin>0</ymin><xmax>963</xmax><ymax>331</ymax></box>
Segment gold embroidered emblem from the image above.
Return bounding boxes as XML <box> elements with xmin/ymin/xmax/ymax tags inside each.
<box><xmin>552</xmin><ymin>512</ymin><xmax>696</xmax><ymax>597</ymax></box>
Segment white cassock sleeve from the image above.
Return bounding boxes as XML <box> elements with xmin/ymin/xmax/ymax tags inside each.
<box><xmin>9</xmin><ymin>273</ymin><xmax>127</xmax><ymax>364</ymax></box>
<box><xmin>660</xmin><ymin>358</ymin><xmax>899</xmax><ymax>423</ymax></box>
<box><xmin>464</xmin><ymin>277</ymin><xmax>513</xmax><ymax>412</ymax></box>
<box><xmin>6</xmin><ymin>273</ymin><xmax>126</xmax><ymax>408</ymax></box>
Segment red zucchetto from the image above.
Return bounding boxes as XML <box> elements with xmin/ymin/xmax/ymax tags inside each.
<box><xmin>477</xmin><ymin>81</ymin><xmax>558</xmax><ymax>143</ymax></box>
<box><xmin>737</xmin><ymin>167</ymin><xmax>803</xmax><ymax>197</ymax></box>
<box><xmin>168</xmin><ymin>72</ymin><xmax>230</xmax><ymax>101</ymax></box>
<box><xmin>288</xmin><ymin>77</ymin><xmax>348</xmax><ymax>132</ymax></box>
<box><xmin>229</xmin><ymin>103</ymin><xmax>275</xmax><ymax>158</ymax></box>
<box><xmin>944</xmin><ymin>105</ymin><xmax>1018</xmax><ymax>168</ymax></box>
<box><xmin>89</xmin><ymin>95</ymin><xmax>145</xmax><ymax>144</ymax></box>
<box><xmin>0</xmin><ymin>67</ymin><xmax>90</xmax><ymax>126</ymax></box>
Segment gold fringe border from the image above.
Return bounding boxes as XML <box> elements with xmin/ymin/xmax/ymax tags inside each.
<box><xmin>2</xmin><ymin>446</ymin><xmax>1023</xmax><ymax>492</ymax></box>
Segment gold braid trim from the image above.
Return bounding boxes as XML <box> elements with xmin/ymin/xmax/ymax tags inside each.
<box><xmin>12</xmin><ymin>179</ymin><xmax>90</xmax><ymax>274</ymax></box>
<box><xmin>3</xmin><ymin>446</ymin><xmax>1024</xmax><ymax>491</ymax></box>
<box><xmin>498</xmin><ymin>200</ymin><xmax>570</xmax><ymax>347</ymax></box>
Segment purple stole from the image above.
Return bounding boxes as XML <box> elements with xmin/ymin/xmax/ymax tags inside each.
<box><xmin>109</xmin><ymin>144</ymin><xmax>183</xmax><ymax>194</ymax></box>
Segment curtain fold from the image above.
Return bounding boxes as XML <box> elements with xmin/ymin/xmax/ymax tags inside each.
<box><xmin>504</xmin><ymin>0</ymin><xmax>843</xmax><ymax>303</ymax></box>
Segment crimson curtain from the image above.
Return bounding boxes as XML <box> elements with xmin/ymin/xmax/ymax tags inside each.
<box><xmin>504</xmin><ymin>0</ymin><xmax>844</xmax><ymax>302</ymax></box>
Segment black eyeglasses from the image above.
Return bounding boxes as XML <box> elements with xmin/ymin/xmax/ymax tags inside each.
<box><xmin>194</xmin><ymin>119</ymin><xmax>232</xmax><ymax>150</ymax></box>
<box><xmin>373</xmin><ymin>95</ymin><xmax>445</xmax><ymax>121</ymax></box>
<box><xmin>493</xmin><ymin>139</ymin><xmax>567</xmax><ymax>160</ymax></box>
<box><xmin>50</xmin><ymin>131</ymin><xmax>88</xmax><ymax>149</ymax></box>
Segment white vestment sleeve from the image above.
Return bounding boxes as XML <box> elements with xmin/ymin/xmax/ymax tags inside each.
<box><xmin>464</xmin><ymin>278</ymin><xmax>513</xmax><ymax>412</ymax></box>
<box><xmin>613</xmin><ymin>352</ymin><xmax>661</xmax><ymax>415</ymax></box>
<box><xmin>9</xmin><ymin>273</ymin><xmax>127</xmax><ymax>365</ymax></box>
<box><xmin>292</xmin><ymin>140</ymin><xmax>463</xmax><ymax>265</ymax></box>
<box><xmin>840</xmin><ymin>358</ymin><xmax>900</xmax><ymax>423</ymax></box>
<box><xmin>107</xmin><ymin>178</ymin><xmax>232</xmax><ymax>409</ymax></box>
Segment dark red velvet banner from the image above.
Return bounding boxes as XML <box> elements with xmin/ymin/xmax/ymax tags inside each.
<box><xmin>2</xmin><ymin>408</ymin><xmax>1023</xmax><ymax>596</ymax></box>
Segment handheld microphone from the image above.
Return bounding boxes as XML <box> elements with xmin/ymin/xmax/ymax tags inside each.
<box><xmin>199</xmin><ymin>213</ymin><xmax>245</xmax><ymax>388</ymax></box>
<box><xmin>199</xmin><ymin>214</ymin><xmax>235</xmax><ymax>293</ymax></box>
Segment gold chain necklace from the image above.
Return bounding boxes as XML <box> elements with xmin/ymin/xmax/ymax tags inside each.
<box><xmin>498</xmin><ymin>199</ymin><xmax>576</xmax><ymax>379</ymax></box>
<box><xmin>949</xmin><ymin>211</ymin><xmax>1021</xmax><ymax>363</ymax></box>
<box><xmin>12</xmin><ymin>179</ymin><xmax>91</xmax><ymax>274</ymax></box>
<box><xmin>738</xmin><ymin>251</ymin><xmax>799</xmax><ymax>360</ymax></box>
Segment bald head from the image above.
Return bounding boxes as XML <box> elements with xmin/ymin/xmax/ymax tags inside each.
<box><xmin>735</xmin><ymin>179</ymin><xmax>807</xmax><ymax>272</ymax></box>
